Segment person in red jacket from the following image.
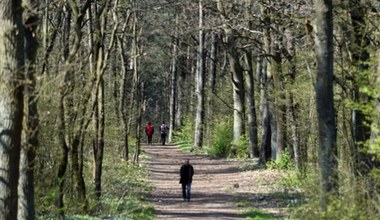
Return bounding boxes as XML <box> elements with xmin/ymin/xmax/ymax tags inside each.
<box><xmin>145</xmin><ymin>122</ymin><xmax>154</xmax><ymax>144</ymax></box>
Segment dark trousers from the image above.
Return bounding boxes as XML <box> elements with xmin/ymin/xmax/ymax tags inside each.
<box><xmin>147</xmin><ymin>135</ymin><xmax>153</xmax><ymax>144</ymax></box>
<box><xmin>181</xmin><ymin>182</ymin><xmax>192</xmax><ymax>201</ymax></box>
<box><xmin>161</xmin><ymin>133</ymin><xmax>167</xmax><ymax>145</ymax></box>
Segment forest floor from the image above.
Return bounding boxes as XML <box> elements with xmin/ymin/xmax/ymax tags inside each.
<box><xmin>143</xmin><ymin>144</ymin><xmax>299</xmax><ymax>220</ymax></box>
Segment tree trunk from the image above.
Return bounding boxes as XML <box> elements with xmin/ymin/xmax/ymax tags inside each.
<box><xmin>259</xmin><ymin>54</ymin><xmax>272</xmax><ymax>164</ymax></box>
<box><xmin>194</xmin><ymin>0</ymin><xmax>205</xmax><ymax>148</ymax></box>
<box><xmin>175</xmin><ymin>52</ymin><xmax>186</xmax><ymax>129</ymax></box>
<box><xmin>314</xmin><ymin>0</ymin><xmax>338</xmax><ymax>210</ymax></box>
<box><xmin>56</xmin><ymin>3</ymin><xmax>72</xmax><ymax>218</ymax></box>
<box><xmin>370</xmin><ymin>51</ymin><xmax>380</xmax><ymax>143</ymax></box>
<box><xmin>262</xmin><ymin>7</ymin><xmax>277</xmax><ymax>160</ymax></box>
<box><xmin>117</xmin><ymin>27</ymin><xmax>130</xmax><ymax>160</ymax></box>
<box><xmin>169</xmin><ymin>13</ymin><xmax>179</xmax><ymax>143</ymax></box>
<box><xmin>206</xmin><ymin>32</ymin><xmax>218</xmax><ymax>145</ymax></box>
<box><xmin>133</xmin><ymin>83</ymin><xmax>144</xmax><ymax>163</ymax></box>
<box><xmin>18</xmin><ymin>1</ymin><xmax>39</xmax><ymax>219</ymax></box>
<box><xmin>272</xmin><ymin>35</ymin><xmax>286</xmax><ymax>161</ymax></box>
<box><xmin>227</xmin><ymin>39</ymin><xmax>245</xmax><ymax>143</ymax></box>
<box><xmin>284</xmin><ymin>29</ymin><xmax>300</xmax><ymax>169</ymax></box>
<box><xmin>90</xmin><ymin>0</ymin><xmax>118</xmax><ymax>198</ymax></box>
<box><xmin>0</xmin><ymin>1</ymin><xmax>24</xmax><ymax>219</ymax></box>
<box><xmin>94</xmin><ymin>78</ymin><xmax>105</xmax><ymax>199</ymax></box>
<box><xmin>349</xmin><ymin>0</ymin><xmax>372</xmax><ymax>176</ymax></box>
<box><xmin>244</xmin><ymin>51</ymin><xmax>259</xmax><ymax>158</ymax></box>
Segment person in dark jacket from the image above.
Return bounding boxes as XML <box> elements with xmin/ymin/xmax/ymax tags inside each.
<box><xmin>159</xmin><ymin>122</ymin><xmax>169</xmax><ymax>145</ymax></box>
<box><xmin>180</xmin><ymin>159</ymin><xmax>194</xmax><ymax>202</ymax></box>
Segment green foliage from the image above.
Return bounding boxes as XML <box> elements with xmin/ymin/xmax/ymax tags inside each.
<box><xmin>37</xmin><ymin>159</ymin><xmax>154</xmax><ymax>219</ymax></box>
<box><xmin>236</xmin><ymin>199</ymin><xmax>279</xmax><ymax>220</ymax></box>
<box><xmin>94</xmin><ymin>163</ymin><xmax>154</xmax><ymax>219</ymax></box>
<box><xmin>292</xmin><ymin>194</ymin><xmax>375</xmax><ymax>220</ymax></box>
<box><xmin>207</xmin><ymin>119</ymin><xmax>233</xmax><ymax>157</ymax></box>
<box><xmin>231</xmin><ymin>135</ymin><xmax>250</xmax><ymax>159</ymax></box>
<box><xmin>289</xmin><ymin>168</ymin><xmax>380</xmax><ymax>220</ymax></box>
<box><xmin>244</xmin><ymin>209</ymin><xmax>278</xmax><ymax>220</ymax></box>
<box><xmin>266</xmin><ymin>149</ymin><xmax>294</xmax><ymax>170</ymax></box>
<box><xmin>173</xmin><ymin>116</ymin><xmax>194</xmax><ymax>147</ymax></box>
<box><xmin>236</xmin><ymin>199</ymin><xmax>252</xmax><ymax>208</ymax></box>
<box><xmin>177</xmin><ymin>141</ymin><xmax>193</xmax><ymax>152</ymax></box>
<box><xmin>277</xmin><ymin>171</ymin><xmax>305</xmax><ymax>191</ymax></box>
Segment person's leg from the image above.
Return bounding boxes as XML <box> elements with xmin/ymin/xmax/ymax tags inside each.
<box><xmin>187</xmin><ymin>182</ymin><xmax>192</xmax><ymax>201</ymax></box>
<box><xmin>148</xmin><ymin>135</ymin><xmax>152</xmax><ymax>144</ymax></box>
<box><xmin>181</xmin><ymin>183</ymin><xmax>187</xmax><ymax>201</ymax></box>
<box><xmin>161</xmin><ymin>134</ymin><xmax>166</xmax><ymax>145</ymax></box>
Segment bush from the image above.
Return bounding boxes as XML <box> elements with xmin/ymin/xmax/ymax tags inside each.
<box><xmin>289</xmin><ymin>167</ymin><xmax>380</xmax><ymax>220</ymax></box>
<box><xmin>231</xmin><ymin>135</ymin><xmax>249</xmax><ymax>159</ymax></box>
<box><xmin>207</xmin><ymin>119</ymin><xmax>233</xmax><ymax>157</ymax></box>
<box><xmin>173</xmin><ymin>116</ymin><xmax>194</xmax><ymax>147</ymax></box>
<box><xmin>267</xmin><ymin>149</ymin><xmax>294</xmax><ymax>170</ymax></box>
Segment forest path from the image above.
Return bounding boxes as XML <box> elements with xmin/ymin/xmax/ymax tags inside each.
<box><xmin>143</xmin><ymin>144</ymin><xmax>289</xmax><ymax>220</ymax></box>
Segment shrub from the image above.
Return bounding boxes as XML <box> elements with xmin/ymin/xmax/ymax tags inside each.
<box><xmin>173</xmin><ymin>116</ymin><xmax>194</xmax><ymax>146</ymax></box>
<box><xmin>207</xmin><ymin>119</ymin><xmax>233</xmax><ymax>157</ymax></box>
<box><xmin>267</xmin><ymin>149</ymin><xmax>294</xmax><ymax>170</ymax></box>
<box><xmin>231</xmin><ymin>135</ymin><xmax>249</xmax><ymax>159</ymax></box>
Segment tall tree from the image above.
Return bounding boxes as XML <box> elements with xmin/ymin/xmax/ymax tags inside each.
<box><xmin>206</xmin><ymin>32</ymin><xmax>218</xmax><ymax>145</ymax></box>
<box><xmin>217</xmin><ymin>0</ymin><xmax>245</xmax><ymax>143</ymax></box>
<box><xmin>117</xmin><ymin>14</ymin><xmax>132</xmax><ymax>161</ymax></box>
<box><xmin>244</xmin><ymin>51</ymin><xmax>259</xmax><ymax>158</ymax></box>
<box><xmin>348</xmin><ymin>0</ymin><xmax>372</xmax><ymax>175</ymax></box>
<box><xmin>18</xmin><ymin>0</ymin><xmax>39</xmax><ymax>219</ymax></box>
<box><xmin>262</xmin><ymin>4</ymin><xmax>277</xmax><ymax>161</ymax></box>
<box><xmin>194</xmin><ymin>0</ymin><xmax>206</xmax><ymax>148</ymax></box>
<box><xmin>90</xmin><ymin>0</ymin><xmax>118</xmax><ymax>198</ymax></box>
<box><xmin>0</xmin><ymin>0</ymin><xmax>25</xmax><ymax>219</ymax></box>
<box><xmin>314</xmin><ymin>0</ymin><xmax>338</xmax><ymax>210</ymax></box>
<box><xmin>55</xmin><ymin>1</ymin><xmax>93</xmax><ymax>217</ymax></box>
<box><xmin>168</xmin><ymin>13</ymin><xmax>179</xmax><ymax>143</ymax></box>
<box><xmin>284</xmin><ymin>29</ymin><xmax>301</xmax><ymax>169</ymax></box>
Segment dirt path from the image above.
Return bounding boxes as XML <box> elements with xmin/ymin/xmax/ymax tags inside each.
<box><xmin>143</xmin><ymin>144</ymin><xmax>290</xmax><ymax>220</ymax></box>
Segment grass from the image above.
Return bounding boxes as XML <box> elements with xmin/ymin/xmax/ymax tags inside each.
<box><xmin>37</xmin><ymin>154</ymin><xmax>155</xmax><ymax>220</ymax></box>
<box><xmin>176</xmin><ymin>141</ymin><xmax>193</xmax><ymax>152</ymax></box>
<box><xmin>236</xmin><ymin>199</ymin><xmax>279</xmax><ymax>220</ymax></box>
<box><xmin>244</xmin><ymin>209</ymin><xmax>278</xmax><ymax>220</ymax></box>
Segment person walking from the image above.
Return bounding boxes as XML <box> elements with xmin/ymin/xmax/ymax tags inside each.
<box><xmin>145</xmin><ymin>122</ymin><xmax>154</xmax><ymax>144</ymax></box>
<box><xmin>159</xmin><ymin>121</ymin><xmax>169</xmax><ymax>145</ymax></box>
<box><xmin>180</xmin><ymin>159</ymin><xmax>194</xmax><ymax>202</ymax></box>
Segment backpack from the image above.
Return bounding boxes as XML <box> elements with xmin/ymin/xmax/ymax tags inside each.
<box><xmin>160</xmin><ymin>124</ymin><xmax>167</xmax><ymax>134</ymax></box>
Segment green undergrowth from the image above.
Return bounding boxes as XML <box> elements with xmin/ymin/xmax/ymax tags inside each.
<box><xmin>176</xmin><ymin>140</ymin><xmax>193</xmax><ymax>152</ymax></box>
<box><xmin>37</xmin><ymin>160</ymin><xmax>154</xmax><ymax>220</ymax></box>
<box><xmin>206</xmin><ymin>119</ymin><xmax>233</xmax><ymax>157</ymax></box>
<box><xmin>93</xmin><ymin>162</ymin><xmax>154</xmax><ymax>219</ymax></box>
<box><xmin>266</xmin><ymin>149</ymin><xmax>295</xmax><ymax>170</ymax></box>
<box><xmin>288</xmin><ymin>168</ymin><xmax>380</xmax><ymax>220</ymax></box>
<box><xmin>237</xmin><ymin>199</ymin><xmax>279</xmax><ymax>220</ymax></box>
<box><xmin>244</xmin><ymin>210</ymin><xmax>278</xmax><ymax>220</ymax></box>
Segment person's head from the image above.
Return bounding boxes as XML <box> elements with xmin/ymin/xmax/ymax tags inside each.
<box><xmin>162</xmin><ymin>121</ymin><xmax>165</xmax><ymax>124</ymax></box>
<box><xmin>184</xmin><ymin>159</ymin><xmax>190</xmax><ymax>165</ymax></box>
<box><xmin>148</xmin><ymin>122</ymin><xmax>151</xmax><ymax>125</ymax></box>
